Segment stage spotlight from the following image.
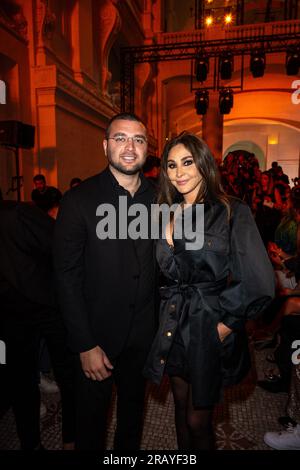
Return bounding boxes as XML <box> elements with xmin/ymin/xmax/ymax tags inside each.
<box><xmin>219</xmin><ymin>88</ymin><xmax>233</xmax><ymax>114</ymax></box>
<box><xmin>250</xmin><ymin>50</ymin><xmax>266</xmax><ymax>78</ymax></box>
<box><xmin>286</xmin><ymin>49</ymin><xmax>299</xmax><ymax>75</ymax></box>
<box><xmin>195</xmin><ymin>90</ymin><xmax>209</xmax><ymax>115</ymax></box>
<box><xmin>219</xmin><ymin>53</ymin><xmax>233</xmax><ymax>80</ymax></box>
<box><xmin>224</xmin><ymin>13</ymin><xmax>233</xmax><ymax>24</ymax></box>
<box><xmin>205</xmin><ymin>15</ymin><xmax>213</xmax><ymax>27</ymax></box>
<box><xmin>195</xmin><ymin>55</ymin><xmax>209</xmax><ymax>82</ymax></box>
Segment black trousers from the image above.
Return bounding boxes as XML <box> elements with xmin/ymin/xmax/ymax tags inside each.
<box><xmin>0</xmin><ymin>288</ymin><xmax>76</xmax><ymax>449</ymax></box>
<box><xmin>75</xmin><ymin>304</ymin><xmax>155</xmax><ymax>451</ymax></box>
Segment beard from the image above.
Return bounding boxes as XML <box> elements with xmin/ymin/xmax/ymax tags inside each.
<box><xmin>107</xmin><ymin>148</ymin><xmax>145</xmax><ymax>175</ymax></box>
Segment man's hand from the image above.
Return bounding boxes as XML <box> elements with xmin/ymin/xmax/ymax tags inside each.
<box><xmin>217</xmin><ymin>322</ymin><xmax>232</xmax><ymax>343</ymax></box>
<box><xmin>80</xmin><ymin>346</ymin><xmax>113</xmax><ymax>381</ymax></box>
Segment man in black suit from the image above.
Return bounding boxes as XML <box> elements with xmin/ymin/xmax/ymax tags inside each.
<box><xmin>54</xmin><ymin>113</ymin><xmax>156</xmax><ymax>450</ymax></box>
<box><xmin>0</xmin><ymin>195</ymin><xmax>76</xmax><ymax>450</ymax></box>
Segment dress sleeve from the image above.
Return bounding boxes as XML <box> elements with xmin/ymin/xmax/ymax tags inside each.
<box><xmin>219</xmin><ymin>202</ymin><xmax>275</xmax><ymax>330</ymax></box>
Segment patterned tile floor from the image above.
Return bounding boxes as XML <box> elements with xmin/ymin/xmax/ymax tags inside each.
<box><xmin>0</xmin><ymin>345</ymin><xmax>288</xmax><ymax>450</ymax></box>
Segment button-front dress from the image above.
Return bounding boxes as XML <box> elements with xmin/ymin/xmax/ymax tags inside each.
<box><xmin>144</xmin><ymin>199</ymin><xmax>275</xmax><ymax>407</ymax></box>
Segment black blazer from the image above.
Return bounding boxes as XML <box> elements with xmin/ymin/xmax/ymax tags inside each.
<box><xmin>0</xmin><ymin>201</ymin><xmax>55</xmax><ymax>306</ymax></box>
<box><xmin>54</xmin><ymin>168</ymin><xmax>156</xmax><ymax>357</ymax></box>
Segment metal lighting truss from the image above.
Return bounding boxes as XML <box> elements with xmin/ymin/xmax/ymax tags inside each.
<box><xmin>120</xmin><ymin>29</ymin><xmax>300</xmax><ymax>112</ymax></box>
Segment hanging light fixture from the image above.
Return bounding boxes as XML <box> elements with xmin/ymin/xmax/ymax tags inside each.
<box><xmin>195</xmin><ymin>54</ymin><xmax>209</xmax><ymax>82</ymax></box>
<box><xmin>250</xmin><ymin>50</ymin><xmax>266</xmax><ymax>78</ymax></box>
<box><xmin>219</xmin><ymin>88</ymin><xmax>233</xmax><ymax>114</ymax></box>
<box><xmin>195</xmin><ymin>90</ymin><xmax>209</xmax><ymax>115</ymax></box>
<box><xmin>286</xmin><ymin>48</ymin><xmax>300</xmax><ymax>76</ymax></box>
<box><xmin>219</xmin><ymin>53</ymin><xmax>234</xmax><ymax>80</ymax></box>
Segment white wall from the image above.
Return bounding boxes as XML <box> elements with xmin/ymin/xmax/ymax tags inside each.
<box><xmin>223</xmin><ymin>121</ymin><xmax>300</xmax><ymax>182</ymax></box>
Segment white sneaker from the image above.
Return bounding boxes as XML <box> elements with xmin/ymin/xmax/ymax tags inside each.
<box><xmin>40</xmin><ymin>401</ymin><xmax>47</xmax><ymax>419</ymax></box>
<box><xmin>39</xmin><ymin>373</ymin><xmax>59</xmax><ymax>394</ymax></box>
<box><xmin>264</xmin><ymin>424</ymin><xmax>300</xmax><ymax>450</ymax></box>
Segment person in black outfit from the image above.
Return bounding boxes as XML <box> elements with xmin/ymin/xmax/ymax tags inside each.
<box><xmin>143</xmin><ymin>132</ymin><xmax>275</xmax><ymax>450</ymax></box>
<box><xmin>54</xmin><ymin>113</ymin><xmax>156</xmax><ymax>450</ymax></box>
<box><xmin>31</xmin><ymin>174</ymin><xmax>61</xmax><ymax>213</ymax></box>
<box><xmin>0</xmin><ymin>194</ymin><xmax>76</xmax><ymax>450</ymax></box>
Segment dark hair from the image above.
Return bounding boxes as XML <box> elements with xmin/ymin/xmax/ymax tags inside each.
<box><xmin>158</xmin><ymin>132</ymin><xmax>230</xmax><ymax>214</ymax></box>
<box><xmin>261</xmin><ymin>170</ymin><xmax>274</xmax><ymax>194</ymax></box>
<box><xmin>42</xmin><ymin>187</ymin><xmax>62</xmax><ymax>212</ymax></box>
<box><xmin>105</xmin><ymin>113</ymin><xmax>147</xmax><ymax>139</ymax></box>
<box><xmin>33</xmin><ymin>174</ymin><xmax>46</xmax><ymax>183</ymax></box>
<box><xmin>143</xmin><ymin>155</ymin><xmax>161</xmax><ymax>173</ymax></box>
<box><xmin>70</xmin><ymin>177</ymin><xmax>82</xmax><ymax>188</ymax></box>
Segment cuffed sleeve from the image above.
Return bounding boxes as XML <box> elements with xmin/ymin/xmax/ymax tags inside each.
<box><xmin>219</xmin><ymin>202</ymin><xmax>275</xmax><ymax>330</ymax></box>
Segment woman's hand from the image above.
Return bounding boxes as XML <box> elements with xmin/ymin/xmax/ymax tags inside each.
<box><xmin>217</xmin><ymin>322</ymin><xmax>232</xmax><ymax>343</ymax></box>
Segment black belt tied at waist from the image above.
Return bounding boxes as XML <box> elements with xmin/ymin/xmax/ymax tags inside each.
<box><xmin>144</xmin><ymin>277</ymin><xmax>229</xmax><ymax>405</ymax></box>
<box><xmin>160</xmin><ymin>277</ymin><xmax>227</xmax><ymax>299</ymax></box>
<box><xmin>159</xmin><ymin>277</ymin><xmax>227</xmax><ymax>352</ymax></box>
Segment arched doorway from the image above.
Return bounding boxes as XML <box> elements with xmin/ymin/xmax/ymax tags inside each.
<box><xmin>223</xmin><ymin>141</ymin><xmax>266</xmax><ymax>169</ymax></box>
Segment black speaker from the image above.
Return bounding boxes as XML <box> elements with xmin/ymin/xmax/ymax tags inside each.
<box><xmin>0</xmin><ymin>120</ymin><xmax>35</xmax><ymax>149</ymax></box>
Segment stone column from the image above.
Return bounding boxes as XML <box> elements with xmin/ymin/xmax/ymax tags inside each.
<box><xmin>202</xmin><ymin>91</ymin><xmax>224</xmax><ymax>163</ymax></box>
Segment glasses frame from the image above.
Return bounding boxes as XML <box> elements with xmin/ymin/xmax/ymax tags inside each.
<box><xmin>106</xmin><ymin>135</ymin><xmax>148</xmax><ymax>146</ymax></box>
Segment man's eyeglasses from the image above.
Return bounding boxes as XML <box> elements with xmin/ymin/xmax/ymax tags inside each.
<box><xmin>107</xmin><ymin>136</ymin><xmax>147</xmax><ymax>146</ymax></box>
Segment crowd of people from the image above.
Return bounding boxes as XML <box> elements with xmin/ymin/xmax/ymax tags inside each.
<box><xmin>220</xmin><ymin>150</ymin><xmax>300</xmax><ymax>450</ymax></box>
<box><xmin>0</xmin><ymin>113</ymin><xmax>299</xmax><ymax>451</ymax></box>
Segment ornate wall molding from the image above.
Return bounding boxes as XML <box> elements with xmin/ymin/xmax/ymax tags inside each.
<box><xmin>34</xmin><ymin>0</ymin><xmax>56</xmax><ymax>47</ymax></box>
<box><xmin>57</xmin><ymin>72</ymin><xmax>105</xmax><ymax>112</ymax></box>
<box><xmin>33</xmin><ymin>65</ymin><xmax>117</xmax><ymax>120</ymax></box>
<box><xmin>97</xmin><ymin>0</ymin><xmax>121</xmax><ymax>93</ymax></box>
<box><xmin>0</xmin><ymin>0</ymin><xmax>28</xmax><ymax>42</ymax></box>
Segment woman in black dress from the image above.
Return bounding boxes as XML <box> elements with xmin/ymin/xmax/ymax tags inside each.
<box><xmin>144</xmin><ymin>133</ymin><xmax>275</xmax><ymax>450</ymax></box>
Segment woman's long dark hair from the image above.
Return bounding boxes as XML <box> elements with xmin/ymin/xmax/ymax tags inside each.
<box><xmin>157</xmin><ymin>132</ymin><xmax>230</xmax><ymax>214</ymax></box>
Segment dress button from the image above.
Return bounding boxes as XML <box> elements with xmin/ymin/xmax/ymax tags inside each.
<box><xmin>169</xmin><ymin>303</ymin><xmax>176</xmax><ymax>312</ymax></box>
<box><xmin>160</xmin><ymin>358</ymin><xmax>165</xmax><ymax>365</ymax></box>
<box><xmin>166</xmin><ymin>331</ymin><xmax>172</xmax><ymax>337</ymax></box>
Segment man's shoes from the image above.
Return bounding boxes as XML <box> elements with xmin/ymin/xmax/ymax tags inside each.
<box><xmin>22</xmin><ymin>442</ymin><xmax>47</xmax><ymax>451</ymax></box>
<box><xmin>257</xmin><ymin>378</ymin><xmax>289</xmax><ymax>393</ymax></box>
<box><xmin>33</xmin><ymin>443</ymin><xmax>47</xmax><ymax>451</ymax></box>
<box><xmin>278</xmin><ymin>416</ymin><xmax>298</xmax><ymax>429</ymax></box>
<box><xmin>39</xmin><ymin>373</ymin><xmax>59</xmax><ymax>394</ymax></box>
<box><xmin>264</xmin><ymin>424</ymin><xmax>300</xmax><ymax>450</ymax></box>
